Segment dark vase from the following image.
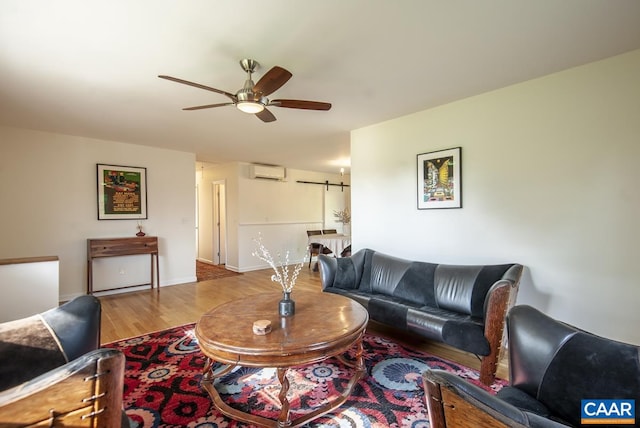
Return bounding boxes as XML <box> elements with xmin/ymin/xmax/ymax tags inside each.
<box><xmin>279</xmin><ymin>291</ymin><xmax>295</xmax><ymax>317</ymax></box>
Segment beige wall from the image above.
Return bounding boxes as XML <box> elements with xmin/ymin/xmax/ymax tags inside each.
<box><xmin>351</xmin><ymin>49</ymin><xmax>640</xmax><ymax>344</ymax></box>
<box><xmin>0</xmin><ymin>126</ymin><xmax>196</xmax><ymax>301</ymax></box>
<box><xmin>197</xmin><ymin>162</ymin><xmax>350</xmax><ymax>272</ymax></box>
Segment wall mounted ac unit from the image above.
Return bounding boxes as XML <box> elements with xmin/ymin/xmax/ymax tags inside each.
<box><xmin>249</xmin><ymin>164</ymin><xmax>287</xmax><ymax>181</ymax></box>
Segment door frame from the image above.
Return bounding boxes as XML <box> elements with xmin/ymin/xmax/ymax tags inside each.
<box><xmin>212</xmin><ymin>180</ymin><xmax>227</xmax><ymax>265</ymax></box>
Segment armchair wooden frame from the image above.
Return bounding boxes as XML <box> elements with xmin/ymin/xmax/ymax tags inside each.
<box><xmin>423</xmin><ymin>370</ymin><xmax>518</xmax><ymax>428</ymax></box>
<box><xmin>479</xmin><ymin>279</ymin><xmax>517</xmax><ymax>385</ymax></box>
<box><xmin>0</xmin><ymin>348</ymin><xmax>125</xmax><ymax>427</ymax></box>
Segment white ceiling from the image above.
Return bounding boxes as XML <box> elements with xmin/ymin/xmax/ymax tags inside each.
<box><xmin>1</xmin><ymin>1</ymin><xmax>639</xmax><ymax>173</ymax></box>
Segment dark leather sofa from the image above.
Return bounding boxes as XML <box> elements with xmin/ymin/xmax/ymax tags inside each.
<box><xmin>318</xmin><ymin>248</ymin><xmax>523</xmax><ymax>384</ymax></box>
<box><xmin>423</xmin><ymin>305</ymin><xmax>640</xmax><ymax>427</ymax></box>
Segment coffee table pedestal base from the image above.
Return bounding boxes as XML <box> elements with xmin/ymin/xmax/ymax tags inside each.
<box><xmin>201</xmin><ymin>340</ymin><xmax>365</xmax><ymax>428</ymax></box>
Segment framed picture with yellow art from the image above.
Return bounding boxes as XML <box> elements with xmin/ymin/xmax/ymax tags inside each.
<box><xmin>417</xmin><ymin>147</ymin><xmax>461</xmax><ymax>209</ymax></box>
<box><xmin>97</xmin><ymin>163</ymin><xmax>148</xmax><ymax>220</ymax></box>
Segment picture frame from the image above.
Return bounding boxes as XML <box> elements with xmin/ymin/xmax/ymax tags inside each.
<box><xmin>97</xmin><ymin>164</ymin><xmax>148</xmax><ymax>220</ymax></box>
<box><xmin>417</xmin><ymin>147</ymin><xmax>462</xmax><ymax>209</ymax></box>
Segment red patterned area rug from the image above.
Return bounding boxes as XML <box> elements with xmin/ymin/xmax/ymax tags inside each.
<box><xmin>104</xmin><ymin>324</ymin><xmax>506</xmax><ymax>427</ymax></box>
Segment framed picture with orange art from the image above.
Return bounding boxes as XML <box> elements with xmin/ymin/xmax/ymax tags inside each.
<box><xmin>417</xmin><ymin>147</ymin><xmax>462</xmax><ymax>210</ymax></box>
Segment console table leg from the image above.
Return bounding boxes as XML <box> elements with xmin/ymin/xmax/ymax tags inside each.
<box><xmin>155</xmin><ymin>254</ymin><xmax>160</xmax><ymax>292</ymax></box>
<box><xmin>87</xmin><ymin>260</ymin><xmax>93</xmax><ymax>294</ymax></box>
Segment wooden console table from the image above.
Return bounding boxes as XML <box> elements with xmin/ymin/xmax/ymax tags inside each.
<box><xmin>87</xmin><ymin>236</ymin><xmax>159</xmax><ymax>294</ymax></box>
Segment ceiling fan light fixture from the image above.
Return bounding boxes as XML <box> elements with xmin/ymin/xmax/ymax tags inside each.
<box><xmin>236</xmin><ymin>101</ymin><xmax>264</xmax><ymax>114</ymax></box>
<box><xmin>160</xmin><ymin>59</ymin><xmax>331</xmax><ymax>123</ymax></box>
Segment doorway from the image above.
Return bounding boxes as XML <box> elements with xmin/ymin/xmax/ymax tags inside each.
<box><xmin>212</xmin><ymin>180</ymin><xmax>227</xmax><ymax>265</ymax></box>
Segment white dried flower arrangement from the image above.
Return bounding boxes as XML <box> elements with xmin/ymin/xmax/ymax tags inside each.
<box><xmin>252</xmin><ymin>234</ymin><xmax>307</xmax><ymax>293</ymax></box>
<box><xmin>333</xmin><ymin>207</ymin><xmax>351</xmax><ymax>224</ymax></box>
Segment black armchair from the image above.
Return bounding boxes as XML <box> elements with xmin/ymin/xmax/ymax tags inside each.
<box><xmin>0</xmin><ymin>296</ymin><xmax>127</xmax><ymax>427</ymax></box>
<box><xmin>423</xmin><ymin>305</ymin><xmax>640</xmax><ymax>427</ymax></box>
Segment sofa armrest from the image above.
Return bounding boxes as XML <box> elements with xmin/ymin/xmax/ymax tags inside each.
<box><xmin>479</xmin><ymin>279</ymin><xmax>515</xmax><ymax>384</ymax></box>
<box><xmin>478</xmin><ymin>265</ymin><xmax>522</xmax><ymax>384</ymax></box>
<box><xmin>318</xmin><ymin>254</ymin><xmax>337</xmax><ymax>290</ymax></box>
<box><xmin>423</xmin><ymin>369</ymin><xmax>566</xmax><ymax>428</ymax></box>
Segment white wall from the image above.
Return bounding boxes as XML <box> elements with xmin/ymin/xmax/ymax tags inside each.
<box><xmin>0</xmin><ymin>257</ymin><xmax>59</xmax><ymax>322</ymax></box>
<box><xmin>351</xmin><ymin>49</ymin><xmax>640</xmax><ymax>344</ymax></box>
<box><xmin>197</xmin><ymin>162</ymin><xmax>350</xmax><ymax>272</ymax></box>
<box><xmin>0</xmin><ymin>126</ymin><xmax>197</xmax><ymax>300</ymax></box>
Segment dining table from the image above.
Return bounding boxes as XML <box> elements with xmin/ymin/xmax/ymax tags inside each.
<box><xmin>308</xmin><ymin>233</ymin><xmax>351</xmax><ymax>271</ymax></box>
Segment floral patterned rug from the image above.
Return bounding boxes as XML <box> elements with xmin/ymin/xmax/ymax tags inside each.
<box><xmin>104</xmin><ymin>323</ymin><xmax>506</xmax><ymax>427</ymax></box>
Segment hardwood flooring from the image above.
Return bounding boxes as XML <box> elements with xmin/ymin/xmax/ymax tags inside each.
<box><xmin>98</xmin><ymin>265</ymin><xmax>508</xmax><ymax>380</ymax></box>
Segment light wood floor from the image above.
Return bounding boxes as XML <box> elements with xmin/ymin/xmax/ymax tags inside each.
<box><xmin>98</xmin><ymin>265</ymin><xmax>508</xmax><ymax>380</ymax></box>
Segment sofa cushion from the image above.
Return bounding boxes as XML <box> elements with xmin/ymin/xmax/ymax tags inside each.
<box><xmin>537</xmin><ymin>332</ymin><xmax>640</xmax><ymax>427</ymax></box>
<box><xmin>441</xmin><ymin>319</ymin><xmax>490</xmax><ymax>356</ymax></box>
<box><xmin>435</xmin><ymin>264</ymin><xmax>515</xmax><ymax>317</ymax></box>
<box><xmin>358</xmin><ymin>251</ymin><xmax>439</xmax><ymax>307</ymax></box>
<box><xmin>333</xmin><ymin>257</ymin><xmax>358</xmax><ymax>290</ymax></box>
<box><xmin>393</xmin><ymin>261</ymin><xmax>438</xmax><ymax>307</ymax></box>
<box><xmin>0</xmin><ymin>315</ymin><xmax>67</xmax><ymax>391</ymax></box>
<box><xmin>357</xmin><ymin>250</ymin><xmax>375</xmax><ymax>293</ymax></box>
<box><xmin>434</xmin><ymin>265</ymin><xmax>482</xmax><ymax>315</ymax></box>
<box><xmin>369</xmin><ymin>254</ymin><xmax>411</xmax><ymax>296</ymax></box>
<box><xmin>406</xmin><ymin>306</ymin><xmax>490</xmax><ymax>355</ymax></box>
<box><xmin>332</xmin><ymin>250</ymin><xmax>367</xmax><ymax>290</ymax></box>
<box><xmin>368</xmin><ymin>297</ymin><xmax>410</xmax><ymax>327</ymax></box>
<box><xmin>497</xmin><ymin>386</ymin><xmax>551</xmax><ymax>418</ymax></box>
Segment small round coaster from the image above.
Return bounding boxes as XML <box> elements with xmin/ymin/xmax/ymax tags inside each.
<box><xmin>252</xmin><ymin>319</ymin><xmax>272</xmax><ymax>335</ymax></box>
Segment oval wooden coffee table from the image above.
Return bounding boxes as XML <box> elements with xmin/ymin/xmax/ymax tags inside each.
<box><xmin>195</xmin><ymin>291</ymin><xmax>369</xmax><ymax>428</ymax></box>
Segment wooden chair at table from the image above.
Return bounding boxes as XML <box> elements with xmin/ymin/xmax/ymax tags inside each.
<box><xmin>307</xmin><ymin>230</ymin><xmax>333</xmax><ymax>268</ymax></box>
<box><xmin>340</xmin><ymin>245</ymin><xmax>352</xmax><ymax>257</ymax></box>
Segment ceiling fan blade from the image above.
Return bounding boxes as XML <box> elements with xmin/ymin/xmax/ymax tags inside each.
<box><xmin>158</xmin><ymin>75</ymin><xmax>236</xmax><ymax>102</ymax></box>
<box><xmin>253</xmin><ymin>66</ymin><xmax>292</xmax><ymax>97</ymax></box>
<box><xmin>256</xmin><ymin>108</ymin><xmax>276</xmax><ymax>123</ymax></box>
<box><xmin>270</xmin><ymin>99</ymin><xmax>332</xmax><ymax>111</ymax></box>
<box><xmin>183</xmin><ymin>102</ymin><xmax>235</xmax><ymax>111</ymax></box>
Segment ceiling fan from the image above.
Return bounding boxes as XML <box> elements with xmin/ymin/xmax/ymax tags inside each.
<box><xmin>158</xmin><ymin>59</ymin><xmax>332</xmax><ymax>123</ymax></box>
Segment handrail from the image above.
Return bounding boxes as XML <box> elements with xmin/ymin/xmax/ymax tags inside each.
<box><xmin>0</xmin><ymin>256</ymin><xmax>58</xmax><ymax>266</ymax></box>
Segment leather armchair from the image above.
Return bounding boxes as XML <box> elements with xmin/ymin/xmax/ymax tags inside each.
<box><xmin>423</xmin><ymin>305</ymin><xmax>640</xmax><ymax>427</ymax></box>
<box><xmin>0</xmin><ymin>296</ymin><xmax>128</xmax><ymax>427</ymax></box>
